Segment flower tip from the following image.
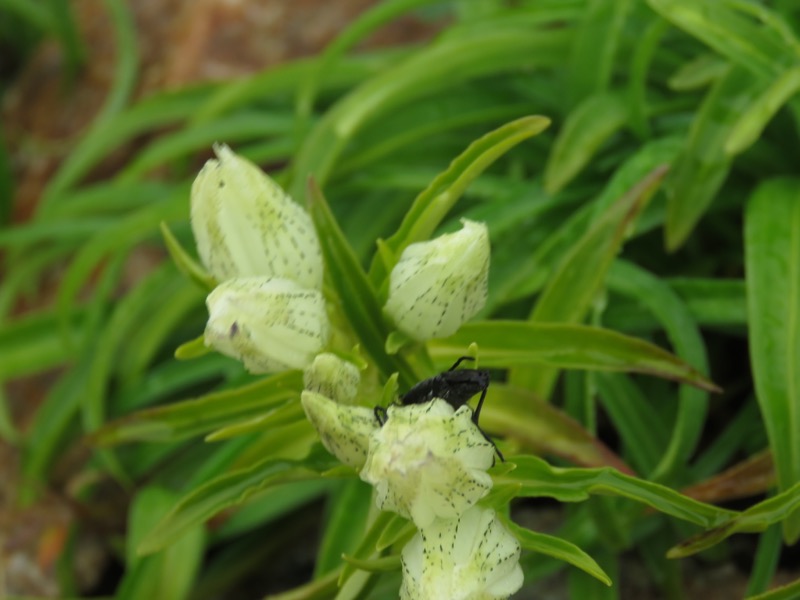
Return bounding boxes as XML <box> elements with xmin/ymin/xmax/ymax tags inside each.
<box><xmin>301</xmin><ymin>390</ymin><xmax>377</xmax><ymax>469</ymax></box>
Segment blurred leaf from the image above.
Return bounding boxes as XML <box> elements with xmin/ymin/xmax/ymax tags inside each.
<box><xmin>56</xmin><ymin>188</ymin><xmax>188</xmax><ymax>348</ymax></box>
<box><xmin>512</xmin><ymin>165</ymin><xmax>668</xmax><ymax>396</ymax></box>
<box><xmin>746</xmin><ymin>524</ymin><xmax>783</xmax><ymax>598</ymax></box>
<box><xmin>725</xmin><ymin>66</ymin><xmax>800</xmax><ymax>155</ymax></box>
<box><xmin>745</xmin><ymin>177</ymin><xmax>800</xmax><ymax>542</ymax></box>
<box><xmin>668</xmin><ymin>54</ymin><xmax>730</xmax><ymax>91</ymax></box>
<box><xmin>681</xmin><ymin>450</ymin><xmax>774</xmax><ymax>505</ymax></box>
<box><xmin>296</xmin><ymin>0</ymin><xmax>443</xmax><ymax>119</ymax></box>
<box><xmin>139</xmin><ymin>446</ymin><xmax>339</xmax><ymax>555</ymax></box>
<box><xmin>289</xmin><ymin>24</ymin><xmax>570</xmax><ymax>198</ymax></box>
<box><xmin>118</xmin><ymin>112</ymin><xmax>294</xmax><ymax>182</ymax></box>
<box><xmin>567</xmin><ymin>0</ymin><xmax>631</xmax><ymax>104</ymax></box>
<box><xmin>0</xmin><ymin>309</ymin><xmax>85</xmax><ymax>379</ymax></box>
<box><xmin>117</xmin><ymin>487</ymin><xmax>205</xmax><ymax>600</ymax></box>
<box><xmin>204</xmin><ymin>400</ymin><xmax>303</xmax><ymax>441</ymax></box>
<box><xmin>647</xmin><ymin>0</ymin><xmax>799</xmax><ymax>78</ymax></box>
<box><xmin>594</xmin><ymin>372</ymin><xmax>668</xmax><ymax>475</ymax></box>
<box><xmin>315</xmin><ymin>480</ymin><xmax>374</xmax><ymax>576</ymax></box>
<box><xmin>429</xmin><ymin>320</ymin><xmax>720</xmax><ymax>392</ymax></box>
<box><xmin>502</xmin><ymin>517</ymin><xmax>611</xmax><ymax>586</ymax></box>
<box><xmin>607</xmin><ymin>260</ymin><xmax>710</xmax><ymax>482</ymax></box>
<box><xmin>665</xmin><ymin>65</ymin><xmax>769</xmax><ymax>250</ymax></box>
<box><xmin>544</xmin><ymin>92</ymin><xmax>628</xmax><ymax>194</ymax></box>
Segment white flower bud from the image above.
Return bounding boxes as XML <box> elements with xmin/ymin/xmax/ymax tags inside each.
<box><xmin>204</xmin><ymin>277</ymin><xmax>330</xmax><ymax>373</ymax></box>
<box><xmin>303</xmin><ymin>353</ymin><xmax>361</xmax><ymax>405</ymax></box>
<box><xmin>191</xmin><ymin>144</ymin><xmax>323</xmax><ymax>289</ymax></box>
<box><xmin>301</xmin><ymin>391</ymin><xmax>377</xmax><ymax>469</ymax></box>
<box><xmin>400</xmin><ymin>506</ymin><xmax>523</xmax><ymax>600</ymax></box>
<box><xmin>384</xmin><ymin>219</ymin><xmax>489</xmax><ymax>341</ymax></box>
<box><xmin>360</xmin><ymin>399</ymin><xmax>495</xmax><ymax>529</ymax></box>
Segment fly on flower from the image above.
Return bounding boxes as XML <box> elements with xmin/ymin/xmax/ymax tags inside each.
<box><xmin>375</xmin><ymin>357</ymin><xmax>503</xmax><ymax>461</ymax></box>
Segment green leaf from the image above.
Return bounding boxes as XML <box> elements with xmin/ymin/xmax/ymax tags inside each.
<box><xmin>745</xmin><ymin>177</ymin><xmax>800</xmax><ymax>543</ymax></box>
<box><xmin>204</xmin><ymin>399</ymin><xmax>304</xmax><ymax>441</ymax></box>
<box><xmin>747</xmin><ymin>577</ymin><xmax>800</xmax><ymax>600</ymax></box>
<box><xmin>607</xmin><ymin>260</ymin><xmax>710</xmax><ymax>482</ymax></box>
<box><xmin>647</xmin><ymin>0</ymin><xmax>800</xmax><ymax>79</ymax></box>
<box><xmin>480</xmin><ymin>384</ymin><xmax>634</xmax><ymax>473</ymax></box>
<box><xmin>370</xmin><ymin>115</ymin><xmax>551</xmax><ymax>285</ymax></box>
<box><xmin>306</xmin><ymin>179</ymin><xmax>416</xmax><ymax>386</ymax></box>
<box><xmin>567</xmin><ymin>0</ymin><xmax>631</xmax><ymax>104</ymax></box>
<box><xmin>664</xmin><ymin>64</ymin><xmax>770</xmax><ymax>250</ymax></box>
<box><xmin>544</xmin><ymin>92</ymin><xmax>628</xmax><ymax>194</ymax></box>
<box><xmin>315</xmin><ymin>480</ymin><xmax>375</xmax><ymax>576</ymax></box>
<box><xmin>138</xmin><ymin>447</ymin><xmax>339</xmax><ymax>555</ymax></box>
<box><xmin>94</xmin><ymin>371</ymin><xmax>303</xmax><ymax>444</ymax></box>
<box><xmin>295</xmin><ymin>0</ymin><xmax>443</xmax><ymax>119</ymax></box>
<box><xmin>289</xmin><ymin>24</ymin><xmax>570</xmax><ymax>199</ymax></box>
<box><xmin>668</xmin><ymin>480</ymin><xmax>800</xmax><ymax>557</ymax></box>
<box><xmin>668</xmin><ymin>54</ymin><xmax>729</xmax><ymax>91</ymax></box>
<box><xmin>117</xmin><ymin>487</ymin><xmax>205</xmax><ymax>600</ymax></box>
<box><xmin>429</xmin><ymin>320</ymin><xmax>720</xmax><ymax>392</ymax></box>
<box><xmin>725</xmin><ymin>66</ymin><xmax>800</xmax><ymax>155</ymax></box>
<box><xmin>503</xmin><ymin>455</ymin><xmax>737</xmax><ymax>527</ymax></box>
<box><xmin>512</xmin><ymin>165</ymin><xmax>668</xmax><ymax>395</ymax></box>
<box><xmin>341</xmin><ymin>554</ymin><xmax>401</xmax><ymax>573</ymax></box>
<box><xmin>174</xmin><ymin>334</ymin><xmax>211</xmax><ymax>359</ymax></box>
<box><xmin>160</xmin><ymin>222</ymin><xmax>216</xmax><ymax>290</ymax></box>
<box><xmin>502</xmin><ymin>516</ymin><xmax>611</xmax><ymax>586</ymax></box>
<box><xmin>0</xmin><ymin>309</ymin><xmax>85</xmax><ymax>379</ymax></box>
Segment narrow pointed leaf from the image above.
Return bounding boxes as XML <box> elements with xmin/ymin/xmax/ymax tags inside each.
<box><xmin>746</xmin><ymin>177</ymin><xmax>800</xmax><ymax>542</ymax></box>
<box><xmin>370</xmin><ymin>115</ymin><xmax>550</xmax><ymax>285</ymax></box>
<box><xmin>544</xmin><ymin>93</ymin><xmax>628</xmax><ymax>194</ymax></box>
<box><xmin>502</xmin><ymin>517</ymin><xmax>611</xmax><ymax>586</ymax></box>
<box><xmin>512</xmin><ymin>165</ymin><xmax>668</xmax><ymax>395</ymax></box>
<box><xmin>664</xmin><ymin>65</ymin><xmax>770</xmax><ymax>250</ymax></box>
<box><xmin>429</xmin><ymin>321</ymin><xmax>719</xmax><ymax>392</ymax></box>
<box><xmin>669</xmin><ymin>480</ymin><xmax>800</xmax><ymax>557</ymax></box>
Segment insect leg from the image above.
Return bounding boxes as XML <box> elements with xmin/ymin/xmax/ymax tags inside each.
<box><xmin>448</xmin><ymin>356</ymin><xmax>475</xmax><ymax>371</ymax></box>
<box><xmin>374</xmin><ymin>405</ymin><xmax>388</xmax><ymax>426</ymax></box>
<box><xmin>472</xmin><ymin>386</ymin><xmax>488</xmax><ymax>424</ymax></box>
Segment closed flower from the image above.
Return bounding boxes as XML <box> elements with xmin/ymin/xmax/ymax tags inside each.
<box><xmin>204</xmin><ymin>277</ymin><xmax>329</xmax><ymax>373</ymax></box>
<box><xmin>384</xmin><ymin>219</ymin><xmax>489</xmax><ymax>341</ymax></box>
<box><xmin>191</xmin><ymin>144</ymin><xmax>323</xmax><ymax>289</ymax></box>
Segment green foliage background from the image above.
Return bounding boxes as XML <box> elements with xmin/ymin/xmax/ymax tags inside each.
<box><xmin>3</xmin><ymin>0</ymin><xmax>800</xmax><ymax>598</ymax></box>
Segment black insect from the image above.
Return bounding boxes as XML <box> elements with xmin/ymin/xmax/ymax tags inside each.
<box><xmin>374</xmin><ymin>357</ymin><xmax>503</xmax><ymax>461</ymax></box>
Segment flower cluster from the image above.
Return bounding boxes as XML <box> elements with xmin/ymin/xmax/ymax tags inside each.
<box><xmin>190</xmin><ymin>145</ymin><xmax>520</xmax><ymax>599</ymax></box>
<box><xmin>191</xmin><ymin>145</ymin><xmax>329</xmax><ymax>373</ymax></box>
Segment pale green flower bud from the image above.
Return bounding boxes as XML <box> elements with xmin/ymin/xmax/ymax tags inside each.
<box><xmin>400</xmin><ymin>506</ymin><xmax>523</xmax><ymax>600</ymax></box>
<box><xmin>301</xmin><ymin>391</ymin><xmax>377</xmax><ymax>469</ymax></box>
<box><xmin>384</xmin><ymin>219</ymin><xmax>489</xmax><ymax>341</ymax></box>
<box><xmin>191</xmin><ymin>144</ymin><xmax>323</xmax><ymax>289</ymax></box>
<box><xmin>303</xmin><ymin>353</ymin><xmax>361</xmax><ymax>405</ymax></box>
<box><xmin>360</xmin><ymin>399</ymin><xmax>495</xmax><ymax>529</ymax></box>
<box><xmin>205</xmin><ymin>277</ymin><xmax>330</xmax><ymax>373</ymax></box>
